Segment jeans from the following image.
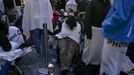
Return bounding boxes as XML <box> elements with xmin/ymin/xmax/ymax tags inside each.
<box><xmin>0</xmin><ymin>61</ymin><xmax>11</xmax><ymax>75</ymax></box>
<box><xmin>31</xmin><ymin>29</ymin><xmax>45</xmax><ymax>55</ymax></box>
<box><xmin>48</xmin><ymin>36</ymin><xmax>59</xmax><ymax>65</ymax></box>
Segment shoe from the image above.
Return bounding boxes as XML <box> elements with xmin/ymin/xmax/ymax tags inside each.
<box><xmin>48</xmin><ymin>64</ymin><xmax>55</xmax><ymax>75</ymax></box>
<box><xmin>22</xmin><ymin>47</ymin><xmax>32</xmax><ymax>55</ymax></box>
<box><xmin>61</xmin><ymin>70</ymin><xmax>68</xmax><ymax>75</ymax></box>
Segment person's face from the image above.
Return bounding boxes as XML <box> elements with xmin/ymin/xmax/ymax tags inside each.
<box><xmin>66</xmin><ymin>7</ymin><xmax>72</xmax><ymax>14</ymax></box>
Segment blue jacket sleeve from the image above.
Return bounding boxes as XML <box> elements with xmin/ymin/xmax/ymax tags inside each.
<box><xmin>102</xmin><ymin>0</ymin><xmax>134</xmax><ymax>30</ymax></box>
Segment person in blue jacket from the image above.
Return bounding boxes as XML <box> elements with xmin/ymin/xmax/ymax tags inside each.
<box><xmin>99</xmin><ymin>0</ymin><xmax>134</xmax><ymax>75</ymax></box>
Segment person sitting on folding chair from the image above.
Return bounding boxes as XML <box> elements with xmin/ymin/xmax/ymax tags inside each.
<box><xmin>0</xmin><ymin>15</ymin><xmax>25</xmax><ymax>75</ymax></box>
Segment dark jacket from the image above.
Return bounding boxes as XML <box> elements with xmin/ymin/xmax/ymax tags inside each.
<box><xmin>0</xmin><ymin>20</ymin><xmax>11</xmax><ymax>51</ymax></box>
<box><xmin>77</xmin><ymin>0</ymin><xmax>89</xmax><ymax>12</ymax></box>
<box><xmin>83</xmin><ymin>0</ymin><xmax>111</xmax><ymax>39</ymax></box>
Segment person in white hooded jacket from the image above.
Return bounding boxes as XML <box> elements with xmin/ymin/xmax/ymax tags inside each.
<box><xmin>22</xmin><ymin>0</ymin><xmax>53</xmax><ymax>55</ymax></box>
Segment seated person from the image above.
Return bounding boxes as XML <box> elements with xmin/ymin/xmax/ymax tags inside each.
<box><xmin>0</xmin><ymin>15</ymin><xmax>24</xmax><ymax>51</ymax></box>
<box><xmin>0</xmin><ymin>19</ymin><xmax>30</xmax><ymax>75</ymax></box>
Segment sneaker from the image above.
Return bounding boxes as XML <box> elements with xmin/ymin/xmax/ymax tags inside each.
<box><xmin>48</xmin><ymin>63</ymin><xmax>55</xmax><ymax>74</ymax></box>
<box><xmin>22</xmin><ymin>47</ymin><xmax>32</xmax><ymax>55</ymax></box>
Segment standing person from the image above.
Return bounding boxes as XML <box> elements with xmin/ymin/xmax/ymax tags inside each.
<box><xmin>55</xmin><ymin>0</ymin><xmax>81</xmax><ymax>75</ymax></box>
<box><xmin>22</xmin><ymin>0</ymin><xmax>53</xmax><ymax>55</ymax></box>
<box><xmin>99</xmin><ymin>0</ymin><xmax>134</xmax><ymax>75</ymax></box>
<box><xmin>81</xmin><ymin>0</ymin><xmax>111</xmax><ymax>75</ymax></box>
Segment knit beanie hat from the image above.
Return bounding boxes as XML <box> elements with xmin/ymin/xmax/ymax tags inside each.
<box><xmin>65</xmin><ymin>0</ymin><xmax>77</xmax><ymax>13</ymax></box>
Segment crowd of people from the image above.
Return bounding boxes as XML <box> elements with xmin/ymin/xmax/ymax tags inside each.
<box><xmin>0</xmin><ymin>0</ymin><xmax>134</xmax><ymax>75</ymax></box>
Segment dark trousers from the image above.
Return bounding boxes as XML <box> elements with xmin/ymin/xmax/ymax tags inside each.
<box><xmin>81</xmin><ymin>62</ymin><xmax>100</xmax><ymax>75</ymax></box>
<box><xmin>127</xmin><ymin>41</ymin><xmax>134</xmax><ymax>63</ymax></box>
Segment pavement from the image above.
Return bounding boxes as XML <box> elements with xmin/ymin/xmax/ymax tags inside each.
<box><xmin>15</xmin><ymin>48</ymin><xmax>73</xmax><ymax>75</ymax></box>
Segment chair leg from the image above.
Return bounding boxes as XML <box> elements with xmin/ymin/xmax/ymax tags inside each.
<box><xmin>14</xmin><ymin>63</ymin><xmax>24</xmax><ymax>75</ymax></box>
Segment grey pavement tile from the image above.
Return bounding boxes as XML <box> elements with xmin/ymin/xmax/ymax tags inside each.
<box><xmin>16</xmin><ymin>51</ymin><xmax>56</xmax><ymax>75</ymax></box>
<box><xmin>16</xmin><ymin>49</ymin><xmax>74</xmax><ymax>75</ymax></box>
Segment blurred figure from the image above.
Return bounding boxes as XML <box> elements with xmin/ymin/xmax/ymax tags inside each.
<box><xmin>81</xmin><ymin>0</ymin><xmax>111</xmax><ymax>75</ymax></box>
<box><xmin>55</xmin><ymin>0</ymin><xmax>81</xmax><ymax>75</ymax></box>
<box><xmin>22</xmin><ymin>0</ymin><xmax>53</xmax><ymax>55</ymax></box>
<box><xmin>99</xmin><ymin>0</ymin><xmax>134</xmax><ymax>75</ymax></box>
